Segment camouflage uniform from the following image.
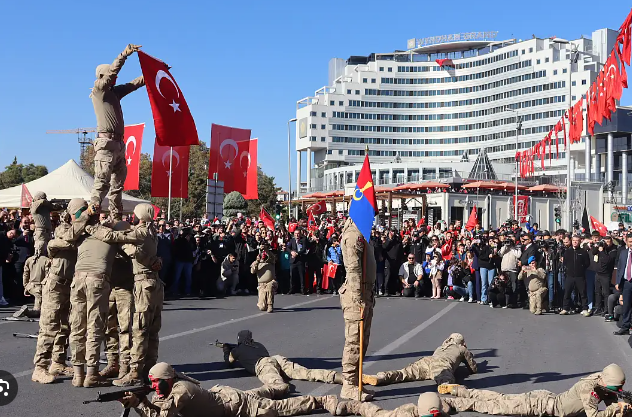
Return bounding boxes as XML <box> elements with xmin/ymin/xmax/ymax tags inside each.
<box><xmin>115</xmin><ymin>204</ymin><xmax>164</xmax><ymax>387</ymax></box>
<box><xmin>363</xmin><ymin>333</ymin><xmax>477</xmax><ymax>386</ymax></box>
<box><xmin>22</xmin><ymin>254</ymin><xmax>49</xmax><ymax>312</ymax></box>
<box><xmin>340</xmin><ymin>219</ymin><xmax>376</xmax><ymax>401</ymax></box>
<box><xmin>70</xmin><ymin>222</ymin><xmax>142</xmax><ymax>387</ymax></box>
<box><xmin>30</xmin><ymin>192</ymin><xmax>62</xmax><ymax>256</ymax></box>
<box><xmin>90</xmin><ymin>44</ymin><xmax>144</xmax><ymax>219</ymax></box>
<box><xmin>226</xmin><ymin>330</ymin><xmax>341</xmax><ymax>400</ymax></box>
<box><xmin>131</xmin><ymin>381</ymin><xmax>339</xmax><ymax>417</ymax></box>
<box><xmin>442</xmin><ymin>366</ymin><xmax>625</xmax><ymax>417</ymax></box>
<box><xmin>251</xmin><ymin>247</ymin><xmax>277</xmax><ymax>312</ymax></box>
<box><xmin>519</xmin><ymin>267</ymin><xmax>548</xmax><ymax>315</ymax></box>
<box><xmin>343</xmin><ymin>392</ymin><xmax>452</xmax><ymax>417</ymax></box>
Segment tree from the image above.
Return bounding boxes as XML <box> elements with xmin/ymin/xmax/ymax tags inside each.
<box><xmin>80</xmin><ymin>146</ymin><xmax>96</xmax><ymax>177</ymax></box>
<box><xmin>247</xmin><ymin>168</ymin><xmax>281</xmax><ymax>216</ymax></box>
<box><xmin>0</xmin><ymin>157</ymin><xmax>48</xmax><ymax>190</ymax></box>
<box><xmin>224</xmin><ymin>191</ymin><xmax>248</xmax><ymax>217</ymax></box>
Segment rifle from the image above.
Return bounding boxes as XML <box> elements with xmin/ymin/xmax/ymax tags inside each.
<box><xmin>211</xmin><ymin>340</ymin><xmax>236</xmax><ymax>350</ymax></box>
<box><xmin>600</xmin><ymin>386</ymin><xmax>632</xmax><ymax>404</ymax></box>
<box><xmin>83</xmin><ymin>386</ymin><xmax>154</xmax><ymax>417</ymax></box>
<box><xmin>13</xmin><ymin>333</ymin><xmax>38</xmax><ymax>339</ymax></box>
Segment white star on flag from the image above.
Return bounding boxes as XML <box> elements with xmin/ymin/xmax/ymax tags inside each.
<box><xmin>127</xmin><ymin>157</ymin><xmax>132</xmax><ymax>165</ymax></box>
<box><xmin>224</xmin><ymin>160</ymin><xmax>232</xmax><ymax>169</ymax></box>
<box><xmin>243</xmin><ymin>171</ymin><xmax>247</xmax><ymax>177</ymax></box>
<box><xmin>169</xmin><ymin>100</ymin><xmax>181</xmax><ymax>112</ymax></box>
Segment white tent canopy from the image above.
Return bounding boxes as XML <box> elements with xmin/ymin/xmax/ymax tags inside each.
<box><xmin>0</xmin><ymin>159</ymin><xmax>149</xmax><ymax>212</ymax></box>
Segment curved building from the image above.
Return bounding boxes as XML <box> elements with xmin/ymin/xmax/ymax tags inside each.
<box><xmin>295</xmin><ymin>29</ymin><xmax>619</xmax><ymax>194</ymax></box>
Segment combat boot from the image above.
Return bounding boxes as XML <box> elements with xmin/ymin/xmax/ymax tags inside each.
<box><xmin>438</xmin><ymin>384</ymin><xmax>461</xmax><ymax>395</ymax></box>
<box><xmin>72</xmin><ymin>366</ymin><xmax>85</xmax><ymax>387</ymax></box>
<box><xmin>118</xmin><ymin>362</ymin><xmax>130</xmax><ymax>379</ymax></box>
<box><xmin>361</xmin><ymin>374</ymin><xmax>379</xmax><ymax>386</ymax></box>
<box><xmin>32</xmin><ymin>366</ymin><xmax>55</xmax><ymax>384</ymax></box>
<box><xmin>333</xmin><ymin>372</ymin><xmax>343</xmax><ymax>384</ymax></box>
<box><xmin>99</xmin><ymin>360</ymin><xmax>120</xmax><ymax>378</ymax></box>
<box><xmin>84</xmin><ymin>366</ymin><xmax>112</xmax><ymax>388</ymax></box>
<box><xmin>340</xmin><ymin>383</ymin><xmax>374</xmax><ymax>401</ymax></box>
<box><xmin>49</xmin><ymin>362</ymin><xmax>74</xmax><ymax>376</ymax></box>
<box><xmin>113</xmin><ymin>367</ymin><xmax>141</xmax><ymax>387</ymax></box>
<box><xmin>267</xmin><ymin>306</ymin><xmax>274</xmax><ymax>313</ymax></box>
<box><xmin>315</xmin><ymin>395</ymin><xmax>339</xmax><ymax>414</ymax></box>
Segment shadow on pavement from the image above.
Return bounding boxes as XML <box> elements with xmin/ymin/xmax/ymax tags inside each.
<box><xmin>173</xmin><ymin>362</ymin><xmax>251</xmax><ymax>381</ymax></box>
<box><xmin>277</xmin><ymin>306</ymin><xmax>340</xmax><ymax>313</ymax></box>
<box><xmin>374</xmin><ymin>383</ymin><xmax>436</xmax><ymax>400</ymax></box>
<box><xmin>162</xmin><ymin>307</ymin><xmax>226</xmax><ymax>311</ymax></box>
<box><xmin>468</xmin><ymin>370</ymin><xmax>596</xmax><ymax>389</ymax></box>
<box><xmin>469</xmin><ymin>348</ymin><xmax>499</xmax><ymax>359</ymax></box>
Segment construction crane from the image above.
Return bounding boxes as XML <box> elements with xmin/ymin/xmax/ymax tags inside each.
<box><xmin>46</xmin><ymin>128</ymin><xmax>96</xmax><ymax>158</ymax></box>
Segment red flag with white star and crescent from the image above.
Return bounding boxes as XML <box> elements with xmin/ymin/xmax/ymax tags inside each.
<box><xmin>123</xmin><ymin>123</ymin><xmax>145</xmax><ymax>190</ymax></box>
<box><xmin>138</xmin><ymin>51</ymin><xmax>199</xmax><ymax>147</ymax></box>
<box><xmin>242</xmin><ymin>138</ymin><xmax>258</xmax><ymax>200</ymax></box>
<box><xmin>209</xmin><ymin>124</ymin><xmax>253</xmax><ymax>196</ymax></box>
<box><xmin>150</xmin><ymin>140</ymin><xmax>190</xmax><ymax>198</ymax></box>
<box><xmin>306</xmin><ymin>200</ymin><xmax>327</xmax><ymax>216</ymax></box>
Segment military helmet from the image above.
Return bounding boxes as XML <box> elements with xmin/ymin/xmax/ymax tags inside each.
<box><xmin>67</xmin><ymin>198</ymin><xmax>87</xmax><ymax>217</ymax></box>
<box><xmin>442</xmin><ymin>333</ymin><xmax>465</xmax><ymax>347</ymax></box>
<box><xmin>418</xmin><ymin>392</ymin><xmax>443</xmax><ymax>417</ymax></box>
<box><xmin>148</xmin><ymin>362</ymin><xmax>175</xmax><ymax>380</ymax></box>
<box><xmin>133</xmin><ymin>203</ymin><xmax>154</xmax><ymax>222</ymax></box>
<box><xmin>95</xmin><ymin>64</ymin><xmax>111</xmax><ymax>79</ymax></box>
<box><xmin>602</xmin><ymin>364</ymin><xmax>625</xmax><ymax>387</ymax></box>
<box><xmin>33</xmin><ymin>191</ymin><xmax>47</xmax><ymax>201</ymax></box>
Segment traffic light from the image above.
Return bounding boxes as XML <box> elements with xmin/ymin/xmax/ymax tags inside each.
<box><xmin>554</xmin><ymin>206</ymin><xmax>561</xmax><ymax>224</ymax></box>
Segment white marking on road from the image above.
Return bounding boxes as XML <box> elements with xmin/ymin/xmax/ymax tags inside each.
<box><xmin>11</xmin><ymin>296</ymin><xmax>332</xmax><ymax>379</ymax></box>
<box><xmin>307</xmin><ymin>302</ymin><xmax>458</xmax><ymax>396</ymax></box>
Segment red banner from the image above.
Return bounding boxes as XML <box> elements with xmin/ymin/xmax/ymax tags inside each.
<box><xmin>138</xmin><ymin>51</ymin><xmax>198</xmax><ymax>147</ymax></box>
<box><xmin>590</xmin><ymin>216</ymin><xmax>608</xmax><ymax>237</ymax></box>
<box><xmin>259</xmin><ymin>206</ymin><xmax>275</xmax><ymax>230</ymax></box>
<box><xmin>514</xmin><ymin>195</ymin><xmax>529</xmax><ymax>223</ymax></box>
<box><xmin>150</xmin><ymin>141</ymin><xmax>189</xmax><ymax>198</ymax></box>
<box><xmin>209</xmin><ymin>124</ymin><xmax>252</xmax><ymax>196</ymax></box>
<box><xmin>243</xmin><ymin>139</ymin><xmax>258</xmax><ymax>200</ymax></box>
<box><xmin>123</xmin><ymin>123</ymin><xmax>145</xmax><ymax>190</ymax></box>
<box><xmin>465</xmin><ymin>205</ymin><xmax>478</xmax><ymax>231</ymax></box>
<box><xmin>306</xmin><ymin>200</ymin><xmax>327</xmax><ymax>216</ymax></box>
<box><xmin>21</xmin><ymin>184</ymin><xmax>33</xmax><ymax>208</ymax></box>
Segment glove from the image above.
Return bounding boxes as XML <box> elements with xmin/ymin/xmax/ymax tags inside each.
<box><xmin>120</xmin><ymin>392</ymin><xmax>140</xmax><ymax>409</ymax></box>
<box><xmin>87</xmin><ymin>204</ymin><xmax>100</xmax><ymax>216</ymax></box>
<box><xmin>123</xmin><ymin>44</ymin><xmax>142</xmax><ymax>56</ymax></box>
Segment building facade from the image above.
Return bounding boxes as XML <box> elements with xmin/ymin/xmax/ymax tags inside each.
<box><xmin>295</xmin><ymin>29</ymin><xmax>619</xmax><ymax>195</ymax></box>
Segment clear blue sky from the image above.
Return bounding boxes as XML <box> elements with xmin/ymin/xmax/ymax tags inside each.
<box><xmin>0</xmin><ymin>1</ymin><xmax>630</xmax><ymax>190</ymax></box>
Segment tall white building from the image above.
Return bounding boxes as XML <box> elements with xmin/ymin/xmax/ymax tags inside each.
<box><xmin>295</xmin><ymin>29</ymin><xmax>619</xmax><ymax>195</ymax></box>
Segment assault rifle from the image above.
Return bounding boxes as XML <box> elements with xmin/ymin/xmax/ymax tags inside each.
<box><xmin>13</xmin><ymin>333</ymin><xmax>37</xmax><ymax>339</ymax></box>
<box><xmin>83</xmin><ymin>386</ymin><xmax>154</xmax><ymax>417</ymax></box>
<box><xmin>599</xmin><ymin>386</ymin><xmax>632</xmax><ymax>404</ymax></box>
<box><xmin>211</xmin><ymin>340</ymin><xmax>236</xmax><ymax>350</ymax></box>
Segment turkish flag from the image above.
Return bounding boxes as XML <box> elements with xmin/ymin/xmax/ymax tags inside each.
<box><xmin>618</xmin><ymin>9</ymin><xmax>632</xmax><ymax>66</ymax></box>
<box><xmin>123</xmin><ymin>123</ymin><xmax>145</xmax><ymax>190</ymax></box>
<box><xmin>259</xmin><ymin>206</ymin><xmax>275</xmax><ymax>230</ymax></box>
<box><xmin>590</xmin><ymin>216</ymin><xmax>608</xmax><ymax>237</ymax></box>
<box><xmin>465</xmin><ymin>205</ymin><xmax>478</xmax><ymax>231</ymax></box>
<box><xmin>150</xmin><ymin>141</ymin><xmax>189</xmax><ymax>198</ymax></box>
<box><xmin>242</xmin><ymin>139</ymin><xmax>258</xmax><ymax>200</ymax></box>
<box><xmin>306</xmin><ymin>200</ymin><xmax>327</xmax><ymax>216</ymax></box>
<box><xmin>209</xmin><ymin>124</ymin><xmax>252</xmax><ymax>194</ymax></box>
<box><xmin>151</xmin><ymin>204</ymin><xmax>161</xmax><ymax>220</ymax></box>
<box><xmin>288</xmin><ymin>222</ymin><xmax>298</xmax><ymax>233</ymax></box>
<box><xmin>138</xmin><ymin>51</ymin><xmax>198</xmax><ymax>147</ymax></box>
<box><xmin>307</xmin><ymin>211</ymin><xmax>317</xmax><ymax>231</ymax></box>
<box><xmin>21</xmin><ymin>183</ymin><xmax>33</xmax><ymax>208</ymax></box>
<box><xmin>587</xmin><ymin>83</ymin><xmax>598</xmax><ymax>135</ymax></box>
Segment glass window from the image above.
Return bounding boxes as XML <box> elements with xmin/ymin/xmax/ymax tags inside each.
<box><xmin>529</xmin><ymin>47</ymin><xmax>533</xmax><ymax>53</ymax></box>
<box><xmin>572</xmin><ymin>95</ymin><xmax>576</xmax><ymax>101</ymax></box>
<box><xmin>563</xmin><ymin>68</ymin><xmax>567</xmax><ymax>73</ymax></box>
<box><xmin>355</xmin><ymin>90</ymin><xmax>360</xmax><ymax>95</ymax></box>
<box><xmin>379</xmin><ymin>67</ymin><xmax>384</xmax><ymax>71</ymax></box>
<box><xmin>321</xmin><ymin>124</ymin><xmax>326</xmax><ymax>129</ymax></box>
<box><xmin>545</xmin><ymin>57</ymin><xmax>549</xmax><ymax>63</ymax></box>
<box><xmin>321</xmin><ymin>112</ymin><xmax>326</xmax><ymax>117</ymax></box>
<box><xmin>582</xmin><ymin>79</ymin><xmax>587</xmax><ymax>85</ymax></box>
<box><xmin>347</xmin><ymin>89</ymin><xmax>351</xmax><ymax>94</ymax></box>
<box><xmin>553</xmin><ymin>69</ymin><xmax>557</xmax><ymax>75</ymax></box>
<box><xmin>522</xmin><ymin>49</ymin><xmax>525</xmax><ymax>55</ymax></box>
<box><xmin>571</xmin><ymin>81</ymin><xmax>576</xmax><ymax>86</ymax></box>
<box><xmin>330</xmin><ymin>100</ymin><xmax>334</xmax><ymax>105</ymax></box>
<box><xmin>310</xmin><ymin>124</ymin><xmax>316</xmax><ymax>129</ymax></box>
<box><xmin>338</xmin><ymin>101</ymin><xmax>343</xmax><ymax>106</ymax></box>
<box><xmin>362</xmin><ymin>78</ymin><xmax>367</xmax><ymax>83</ymax></box>
<box><xmin>338</xmin><ymin>150</ymin><xmax>343</xmax><ymax>155</ymax></box>
<box><xmin>388</xmin><ymin>68</ymin><xmax>392</xmax><ymax>72</ymax></box>
<box><xmin>310</xmin><ymin>111</ymin><xmax>316</xmax><ymax>116</ymax></box>
<box><xmin>371</xmin><ymin>78</ymin><xmax>376</xmax><ymax>83</ymax></box>
<box><xmin>320</xmin><ymin>137</ymin><xmax>325</xmax><ymax>142</ymax></box>
<box><xmin>536</xmin><ymin>59</ymin><xmax>540</xmax><ymax>64</ymax></box>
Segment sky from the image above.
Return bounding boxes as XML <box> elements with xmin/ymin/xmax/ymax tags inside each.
<box><xmin>0</xmin><ymin>0</ymin><xmax>630</xmax><ymax>191</ymax></box>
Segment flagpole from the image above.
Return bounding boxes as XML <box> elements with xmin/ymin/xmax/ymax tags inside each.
<box><xmin>168</xmin><ymin>146</ymin><xmax>173</xmax><ymax>220</ymax></box>
<box><xmin>358</xmin><ymin>144</ymin><xmax>369</xmax><ymax>401</ymax></box>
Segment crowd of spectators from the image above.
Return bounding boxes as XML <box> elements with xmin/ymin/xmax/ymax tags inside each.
<box><xmin>2</xmin><ymin>208</ymin><xmax>632</xmax><ymax>334</ymax></box>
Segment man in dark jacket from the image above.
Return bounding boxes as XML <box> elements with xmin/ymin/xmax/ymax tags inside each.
<box><xmin>590</xmin><ymin>235</ymin><xmax>617</xmax><ymax>315</ymax></box>
<box><xmin>0</xmin><ymin>229</ymin><xmax>17</xmax><ymax>305</ymax></box>
<box><xmin>156</xmin><ymin>221</ymin><xmax>173</xmax><ymax>285</ymax></box>
<box><xmin>287</xmin><ymin>229</ymin><xmax>307</xmax><ymax>294</ymax></box>
<box><xmin>170</xmin><ymin>228</ymin><xmax>196</xmax><ymax>296</ymax></box>
<box><xmin>561</xmin><ymin>235</ymin><xmax>591</xmax><ymax>316</ymax></box>
<box><xmin>517</xmin><ymin>233</ymin><xmax>537</xmax><ymax>307</ymax></box>
<box><xmin>614</xmin><ymin>233</ymin><xmax>632</xmax><ymax>335</ymax></box>
<box><xmin>382</xmin><ymin>228</ymin><xmax>404</xmax><ymax>296</ymax></box>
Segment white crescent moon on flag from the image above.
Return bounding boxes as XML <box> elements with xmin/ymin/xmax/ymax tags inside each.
<box><xmin>219</xmin><ymin>139</ymin><xmax>239</xmax><ymax>161</ymax></box>
<box><xmin>125</xmin><ymin>136</ymin><xmax>137</xmax><ymax>156</ymax></box>
<box><xmin>240</xmin><ymin>151</ymin><xmax>251</xmax><ymax>168</ymax></box>
<box><xmin>161</xmin><ymin>149</ymin><xmax>181</xmax><ymax>169</ymax></box>
<box><xmin>310</xmin><ymin>203</ymin><xmax>321</xmax><ymax>212</ymax></box>
<box><xmin>156</xmin><ymin>70</ymin><xmax>180</xmax><ymax>99</ymax></box>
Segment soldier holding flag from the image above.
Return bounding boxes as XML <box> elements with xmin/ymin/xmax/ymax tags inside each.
<box><xmin>340</xmin><ymin>150</ymin><xmax>377</xmax><ymax>401</ymax></box>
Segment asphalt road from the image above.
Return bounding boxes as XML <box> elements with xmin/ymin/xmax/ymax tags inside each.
<box><xmin>1</xmin><ymin>294</ymin><xmax>631</xmax><ymax>417</ymax></box>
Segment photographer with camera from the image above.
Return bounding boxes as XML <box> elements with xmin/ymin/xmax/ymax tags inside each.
<box><xmin>590</xmin><ymin>235</ymin><xmax>617</xmax><ymax>316</ymax></box>
<box><xmin>499</xmin><ymin>233</ymin><xmax>521</xmax><ymax>308</ymax></box>
<box><xmin>471</xmin><ymin>235</ymin><xmax>495</xmax><ymax>305</ymax></box>
<box><xmin>382</xmin><ymin>228</ymin><xmax>404</xmax><ymax>296</ymax></box>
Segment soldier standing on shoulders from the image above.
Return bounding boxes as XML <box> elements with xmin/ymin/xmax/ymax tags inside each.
<box><xmin>340</xmin><ymin>218</ymin><xmax>376</xmax><ymax>401</ymax></box>
<box><xmin>90</xmin><ymin>43</ymin><xmax>145</xmax><ymax>220</ymax></box>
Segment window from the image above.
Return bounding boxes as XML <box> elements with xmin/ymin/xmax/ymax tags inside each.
<box><xmin>327</xmin><ymin>150</ymin><xmax>332</xmax><ymax>154</ymax></box>
<box><xmin>553</xmin><ymin>69</ymin><xmax>558</xmax><ymax>75</ymax></box>
<box><xmin>310</xmin><ymin>111</ymin><xmax>316</xmax><ymax>116</ymax></box>
<box><xmin>320</xmin><ymin>137</ymin><xmax>325</xmax><ymax>142</ymax></box>
<box><xmin>536</xmin><ymin>59</ymin><xmax>540</xmax><ymax>64</ymax></box>
<box><xmin>338</xmin><ymin>150</ymin><xmax>343</xmax><ymax>155</ymax></box>
<box><xmin>388</xmin><ymin>67</ymin><xmax>392</xmax><ymax>72</ymax></box>
<box><xmin>529</xmin><ymin>47</ymin><xmax>533</xmax><ymax>53</ymax></box>
<box><xmin>310</xmin><ymin>136</ymin><xmax>316</xmax><ymax>141</ymax></box>
<box><xmin>563</xmin><ymin>68</ymin><xmax>567</xmax><ymax>73</ymax></box>
<box><xmin>572</xmin><ymin>95</ymin><xmax>576</xmax><ymax>101</ymax></box>
<box><xmin>379</xmin><ymin>67</ymin><xmax>384</xmax><ymax>71</ymax></box>
<box><xmin>571</xmin><ymin>81</ymin><xmax>576</xmax><ymax>86</ymax></box>
<box><xmin>310</xmin><ymin>124</ymin><xmax>317</xmax><ymax>129</ymax></box>
<box><xmin>321</xmin><ymin>112</ymin><xmax>326</xmax><ymax>117</ymax></box>
<box><xmin>582</xmin><ymin>79</ymin><xmax>587</xmax><ymax>85</ymax></box>
<box><xmin>330</xmin><ymin>100</ymin><xmax>335</xmax><ymax>105</ymax></box>
<box><xmin>338</xmin><ymin>101</ymin><xmax>343</xmax><ymax>106</ymax></box>
<box><xmin>355</xmin><ymin>90</ymin><xmax>360</xmax><ymax>95</ymax></box>
<box><xmin>362</xmin><ymin>78</ymin><xmax>367</xmax><ymax>83</ymax></box>
<box><xmin>545</xmin><ymin>57</ymin><xmax>549</xmax><ymax>63</ymax></box>
<box><xmin>371</xmin><ymin>78</ymin><xmax>376</xmax><ymax>83</ymax></box>
<box><xmin>347</xmin><ymin>89</ymin><xmax>351</xmax><ymax>94</ymax></box>
<box><xmin>321</xmin><ymin>124</ymin><xmax>326</xmax><ymax>129</ymax></box>
<box><xmin>522</xmin><ymin>49</ymin><xmax>525</xmax><ymax>55</ymax></box>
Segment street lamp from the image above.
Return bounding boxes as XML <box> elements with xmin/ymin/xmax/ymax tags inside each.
<box><xmin>287</xmin><ymin>118</ymin><xmax>297</xmax><ymax>221</ymax></box>
<box><xmin>504</xmin><ymin>106</ymin><xmax>522</xmax><ymax>222</ymax></box>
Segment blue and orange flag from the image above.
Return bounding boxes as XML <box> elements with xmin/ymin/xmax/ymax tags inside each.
<box><xmin>349</xmin><ymin>153</ymin><xmax>377</xmax><ymax>241</ymax></box>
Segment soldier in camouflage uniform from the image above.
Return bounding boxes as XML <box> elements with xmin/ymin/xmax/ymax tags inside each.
<box><xmin>340</xmin><ymin>218</ymin><xmax>376</xmax><ymax>401</ymax></box>
<box><xmin>114</xmin><ymin>203</ymin><xmax>164</xmax><ymax>387</ymax></box>
<box><xmin>90</xmin><ymin>43</ymin><xmax>144</xmax><ymax>220</ymax></box>
<box><xmin>338</xmin><ymin>392</ymin><xmax>452</xmax><ymax>417</ymax></box>
<box><xmin>100</xmin><ymin>222</ymin><xmax>135</xmax><ymax>380</ymax></box>
<box><xmin>439</xmin><ymin>364</ymin><xmax>629</xmax><ymax>417</ymax></box>
<box><xmin>519</xmin><ymin>257</ymin><xmax>548</xmax><ymax>315</ymax></box>
<box><xmin>224</xmin><ymin>330</ymin><xmax>343</xmax><ymax>399</ymax></box>
<box><xmin>362</xmin><ymin>333</ymin><xmax>477</xmax><ymax>387</ymax></box>
<box><xmin>121</xmin><ymin>362</ymin><xmax>344</xmax><ymax>417</ymax></box>
<box><xmin>14</xmin><ymin>254</ymin><xmax>49</xmax><ymax>318</ymax></box>
<box><xmin>30</xmin><ymin>191</ymin><xmax>62</xmax><ymax>256</ymax></box>
<box><xmin>31</xmin><ymin>199</ymin><xmax>90</xmax><ymax>384</ymax></box>
<box><xmin>251</xmin><ymin>243</ymin><xmax>277</xmax><ymax>313</ymax></box>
